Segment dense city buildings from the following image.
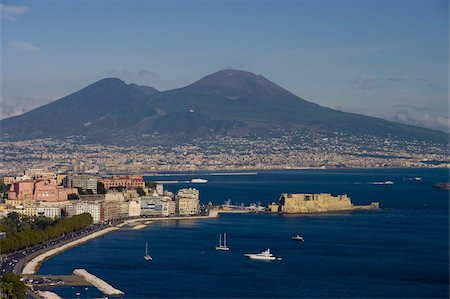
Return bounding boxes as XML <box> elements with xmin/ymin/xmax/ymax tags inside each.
<box><xmin>0</xmin><ymin>132</ymin><xmax>447</xmax><ymax>177</ymax></box>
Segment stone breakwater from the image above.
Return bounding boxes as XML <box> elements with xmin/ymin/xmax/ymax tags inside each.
<box><xmin>37</xmin><ymin>290</ymin><xmax>63</xmax><ymax>299</ymax></box>
<box><xmin>22</xmin><ymin>227</ymin><xmax>119</xmax><ymax>275</ymax></box>
<box><xmin>73</xmin><ymin>269</ymin><xmax>124</xmax><ymax>296</ymax></box>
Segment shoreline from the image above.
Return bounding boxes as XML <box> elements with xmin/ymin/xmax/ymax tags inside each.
<box><xmin>22</xmin><ymin>227</ymin><xmax>119</xmax><ymax>275</ymax></box>
<box><xmin>21</xmin><ymin>212</ymin><xmax>219</xmax><ymax>276</ymax></box>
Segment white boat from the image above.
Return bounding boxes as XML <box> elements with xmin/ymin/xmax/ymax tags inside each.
<box><xmin>292</xmin><ymin>235</ymin><xmax>304</xmax><ymax>241</ymax></box>
<box><xmin>191</xmin><ymin>178</ymin><xmax>208</xmax><ymax>183</ymax></box>
<box><xmin>215</xmin><ymin>233</ymin><xmax>230</xmax><ymax>251</ymax></box>
<box><xmin>384</xmin><ymin>180</ymin><xmax>394</xmax><ymax>184</ymax></box>
<box><xmin>414</xmin><ymin>177</ymin><xmax>422</xmax><ymax>181</ymax></box>
<box><xmin>244</xmin><ymin>249</ymin><xmax>281</xmax><ymax>261</ymax></box>
<box><xmin>144</xmin><ymin>242</ymin><xmax>152</xmax><ymax>261</ymax></box>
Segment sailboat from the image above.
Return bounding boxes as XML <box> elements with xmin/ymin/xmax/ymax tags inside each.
<box><xmin>215</xmin><ymin>233</ymin><xmax>230</xmax><ymax>251</ymax></box>
<box><xmin>144</xmin><ymin>242</ymin><xmax>152</xmax><ymax>261</ymax></box>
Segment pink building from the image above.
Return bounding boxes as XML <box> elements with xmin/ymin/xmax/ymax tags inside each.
<box><xmin>8</xmin><ymin>179</ymin><xmax>78</xmax><ymax>202</ymax></box>
<box><xmin>100</xmin><ymin>176</ymin><xmax>144</xmax><ymax>190</ymax></box>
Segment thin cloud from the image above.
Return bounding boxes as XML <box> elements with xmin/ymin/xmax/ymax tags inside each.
<box><xmin>351</xmin><ymin>76</ymin><xmax>381</xmax><ymax>90</ymax></box>
<box><xmin>10</xmin><ymin>41</ymin><xmax>39</xmax><ymax>51</ymax></box>
<box><xmin>0</xmin><ymin>3</ymin><xmax>28</xmax><ymax>20</ymax></box>
<box><xmin>392</xmin><ymin>104</ymin><xmax>429</xmax><ymax>112</ymax></box>
<box><xmin>138</xmin><ymin>69</ymin><xmax>157</xmax><ymax>78</ymax></box>
<box><xmin>393</xmin><ymin>112</ymin><xmax>450</xmax><ymax>133</ymax></box>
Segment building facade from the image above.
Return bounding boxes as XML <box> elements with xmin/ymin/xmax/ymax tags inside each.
<box><xmin>100</xmin><ymin>176</ymin><xmax>144</xmax><ymax>190</ymax></box>
<box><xmin>176</xmin><ymin>188</ymin><xmax>199</xmax><ymax>216</ymax></box>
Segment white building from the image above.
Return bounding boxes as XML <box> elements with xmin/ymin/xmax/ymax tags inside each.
<box><xmin>128</xmin><ymin>199</ymin><xmax>141</xmax><ymax>217</ymax></box>
<box><xmin>66</xmin><ymin>202</ymin><xmax>101</xmax><ymax>223</ymax></box>
<box><xmin>176</xmin><ymin>188</ymin><xmax>199</xmax><ymax>216</ymax></box>
<box><xmin>36</xmin><ymin>207</ymin><xmax>61</xmax><ymax>219</ymax></box>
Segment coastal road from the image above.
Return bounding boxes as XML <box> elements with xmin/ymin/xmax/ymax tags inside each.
<box><xmin>0</xmin><ymin>218</ymin><xmax>125</xmax><ymax>277</ymax></box>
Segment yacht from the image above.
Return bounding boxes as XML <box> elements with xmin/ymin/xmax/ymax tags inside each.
<box><xmin>244</xmin><ymin>249</ymin><xmax>281</xmax><ymax>261</ymax></box>
<box><xmin>384</xmin><ymin>180</ymin><xmax>394</xmax><ymax>184</ymax></box>
<box><xmin>191</xmin><ymin>178</ymin><xmax>208</xmax><ymax>183</ymax></box>
<box><xmin>292</xmin><ymin>235</ymin><xmax>304</xmax><ymax>241</ymax></box>
<box><xmin>144</xmin><ymin>242</ymin><xmax>152</xmax><ymax>261</ymax></box>
<box><xmin>215</xmin><ymin>233</ymin><xmax>230</xmax><ymax>251</ymax></box>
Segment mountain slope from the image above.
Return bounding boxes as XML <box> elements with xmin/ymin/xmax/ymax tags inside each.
<box><xmin>0</xmin><ymin>69</ymin><xmax>447</xmax><ymax>144</ymax></box>
<box><xmin>1</xmin><ymin>78</ymin><xmax>158</xmax><ymax>140</ymax></box>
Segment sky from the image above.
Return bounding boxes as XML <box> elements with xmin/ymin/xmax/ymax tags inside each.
<box><xmin>1</xmin><ymin>0</ymin><xmax>449</xmax><ymax>131</ymax></box>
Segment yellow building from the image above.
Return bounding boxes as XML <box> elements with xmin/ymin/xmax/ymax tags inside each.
<box><xmin>1</xmin><ymin>176</ymin><xmax>15</xmax><ymax>185</ymax></box>
<box><xmin>56</xmin><ymin>174</ymin><xmax>67</xmax><ymax>186</ymax></box>
<box><xmin>279</xmin><ymin>193</ymin><xmax>353</xmax><ymax>213</ymax></box>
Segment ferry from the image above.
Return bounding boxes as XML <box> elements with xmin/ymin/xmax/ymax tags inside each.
<box><xmin>191</xmin><ymin>178</ymin><xmax>208</xmax><ymax>183</ymax></box>
<box><xmin>244</xmin><ymin>249</ymin><xmax>281</xmax><ymax>261</ymax></box>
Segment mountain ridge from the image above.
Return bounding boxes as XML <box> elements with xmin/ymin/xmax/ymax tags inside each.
<box><xmin>1</xmin><ymin>69</ymin><xmax>447</xmax><ymax>144</ymax></box>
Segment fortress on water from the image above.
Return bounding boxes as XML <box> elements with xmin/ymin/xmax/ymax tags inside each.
<box><xmin>269</xmin><ymin>193</ymin><xmax>379</xmax><ymax>214</ymax></box>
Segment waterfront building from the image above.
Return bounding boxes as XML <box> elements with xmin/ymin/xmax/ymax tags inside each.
<box><xmin>140</xmin><ymin>191</ymin><xmax>169</xmax><ymax>217</ymax></box>
<box><xmin>7</xmin><ymin>179</ymin><xmax>78</xmax><ymax>201</ymax></box>
<box><xmin>63</xmin><ymin>174</ymin><xmax>98</xmax><ymax>192</ymax></box>
<box><xmin>176</xmin><ymin>188</ymin><xmax>200</xmax><ymax>216</ymax></box>
<box><xmin>100</xmin><ymin>176</ymin><xmax>144</xmax><ymax>190</ymax></box>
<box><xmin>128</xmin><ymin>199</ymin><xmax>141</xmax><ymax>217</ymax></box>
<box><xmin>36</xmin><ymin>207</ymin><xmax>61</xmax><ymax>219</ymax></box>
<box><xmin>100</xmin><ymin>201</ymin><xmax>120</xmax><ymax>222</ymax></box>
<box><xmin>66</xmin><ymin>202</ymin><xmax>101</xmax><ymax>223</ymax></box>
<box><xmin>278</xmin><ymin>193</ymin><xmax>353</xmax><ymax>213</ymax></box>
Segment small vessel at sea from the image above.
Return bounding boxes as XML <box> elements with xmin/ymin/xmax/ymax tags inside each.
<box><xmin>384</xmin><ymin>180</ymin><xmax>394</xmax><ymax>184</ymax></box>
<box><xmin>191</xmin><ymin>178</ymin><xmax>208</xmax><ymax>183</ymax></box>
<box><xmin>292</xmin><ymin>235</ymin><xmax>304</xmax><ymax>241</ymax></box>
<box><xmin>144</xmin><ymin>242</ymin><xmax>152</xmax><ymax>261</ymax></box>
<box><xmin>414</xmin><ymin>177</ymin><xmax>422</xmax><ymax>181</ymax></box>
<box><xmin>244</xmin><ymin>249</ymin><xmax>281</xmax><ymax>261</ymax></box>
<box><xmin>215</xmin><ymin>233</ymin><xmax>230</xmax><ymax>251</ymax></box>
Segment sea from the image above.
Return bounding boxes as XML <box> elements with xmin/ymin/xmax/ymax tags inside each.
<box><xmin>38</xmin><ymin>168</ymin><xmax>449</xmax><ymax>298</ymax></box>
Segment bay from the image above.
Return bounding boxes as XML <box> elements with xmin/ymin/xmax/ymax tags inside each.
<box><xmin>38</xmin><ymin>168</ymin><xmax>449</xmax><ymax>298</ymax></box>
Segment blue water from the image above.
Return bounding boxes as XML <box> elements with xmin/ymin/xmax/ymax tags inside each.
<box><xmin>39</xmin><ymin>169</ymin><xmax>449</xmax><ymax>298</ymax></box>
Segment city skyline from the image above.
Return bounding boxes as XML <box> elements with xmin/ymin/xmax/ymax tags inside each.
<box><xmin>1</xmin><ymin>0</ymin><xmax>448</xmax><ymax>132</ymax></box>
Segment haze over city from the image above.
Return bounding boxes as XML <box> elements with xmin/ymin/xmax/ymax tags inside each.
<box><xmin>1</xmin><ymin>0</ymin><xmax>449</xmax><ymax>132</ymax></box>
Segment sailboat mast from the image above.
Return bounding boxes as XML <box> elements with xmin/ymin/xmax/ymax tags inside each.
<box><xmin>219</xmin><ymin>234</ymin><xmax>222</xmax><ymax>246</ymax></box>
<box><xmin>224</xmin><ymin>233</ymin><xmax>227</xmax><ymax>247</ymax></box>
<box><xmin>145</xmin><ymin>242</ymin><xmax>148</xmax><ymax>255</ymax></box>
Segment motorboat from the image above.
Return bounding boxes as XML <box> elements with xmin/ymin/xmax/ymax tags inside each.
<box><xmin>191</xmin><ymin>178</ymin><xmax>208</xmax><ymax>183</ymax></box>
<box><xmin>292</xmin><ymin>235</ymin><xmax>304</xmax><ymax>241</ymax></box>
<box><xmin>244</xmin><ymin>249</ymin><xmax>281</xmax><ymax>261</ymax></box>
<box><xmin>144</xmin><ymin>242</ymin><xmax>152</xmax><ymax>261</ymax></box>
<box><xmin>215</xmin><ymin>233</ymin><xmax>230</xmax><ymax>251</ymax></box>
<box><xmin>384</xmin><ymin>180</ymin><xmax>394</xmax><ymax>184</ymax></box>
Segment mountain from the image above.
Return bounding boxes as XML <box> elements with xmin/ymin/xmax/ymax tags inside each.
<box><xmin>0</xmin><ymin>69</ymin><xmax>447</xmax><ymax>144</ymax></box>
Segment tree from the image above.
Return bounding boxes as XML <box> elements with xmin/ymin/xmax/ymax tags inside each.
<box><xmin>68</xmin><ymin>193</ymin><xmax>79</xmax><ymax>200</ymax></box>
<box><xmin>145</xmin><ymin>182</ymin><xmax>157</xmax><ymax>189</ymax></box>
<box><xmin>0</xmin><ymin>273</ymin><xmax>27</xmax><ymax>299</ymax></box>
<box><xmin>97</xmin><ymin>182</ymin><xmax>107</xmax><ymax>194</ymax></box>
<box><xmin>136</xmin><ymin>187</ymin><xmax>146</xmax><ymax>196</ymax></box>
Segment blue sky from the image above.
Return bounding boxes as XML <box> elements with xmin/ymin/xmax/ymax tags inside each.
<box><xmin>1</xmin><ymin>0</ymin><xmax>448</xmax><ymax>131</ymax></box>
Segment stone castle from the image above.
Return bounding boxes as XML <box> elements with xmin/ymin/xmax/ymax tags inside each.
<box><xmin>269</xmin><ymin>193</ymin><xmax>379</xmax><ymax>213</ymax></box>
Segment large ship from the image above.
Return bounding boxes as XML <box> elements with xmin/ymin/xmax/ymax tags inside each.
<box><xmin>191</xmin><ymin>178</ymin><xmax>208</xmax><ymax>183</ymax></box>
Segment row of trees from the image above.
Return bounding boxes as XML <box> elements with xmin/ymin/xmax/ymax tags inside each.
<box><xmin>0</xmin><ymin>213</ymin><xmax>93</xmax><ymax>254</ymax></box>
<box><xmin>0</xmin><ymin>273</ymin><xmax>27</xmax><ymax>299</ymax></box>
